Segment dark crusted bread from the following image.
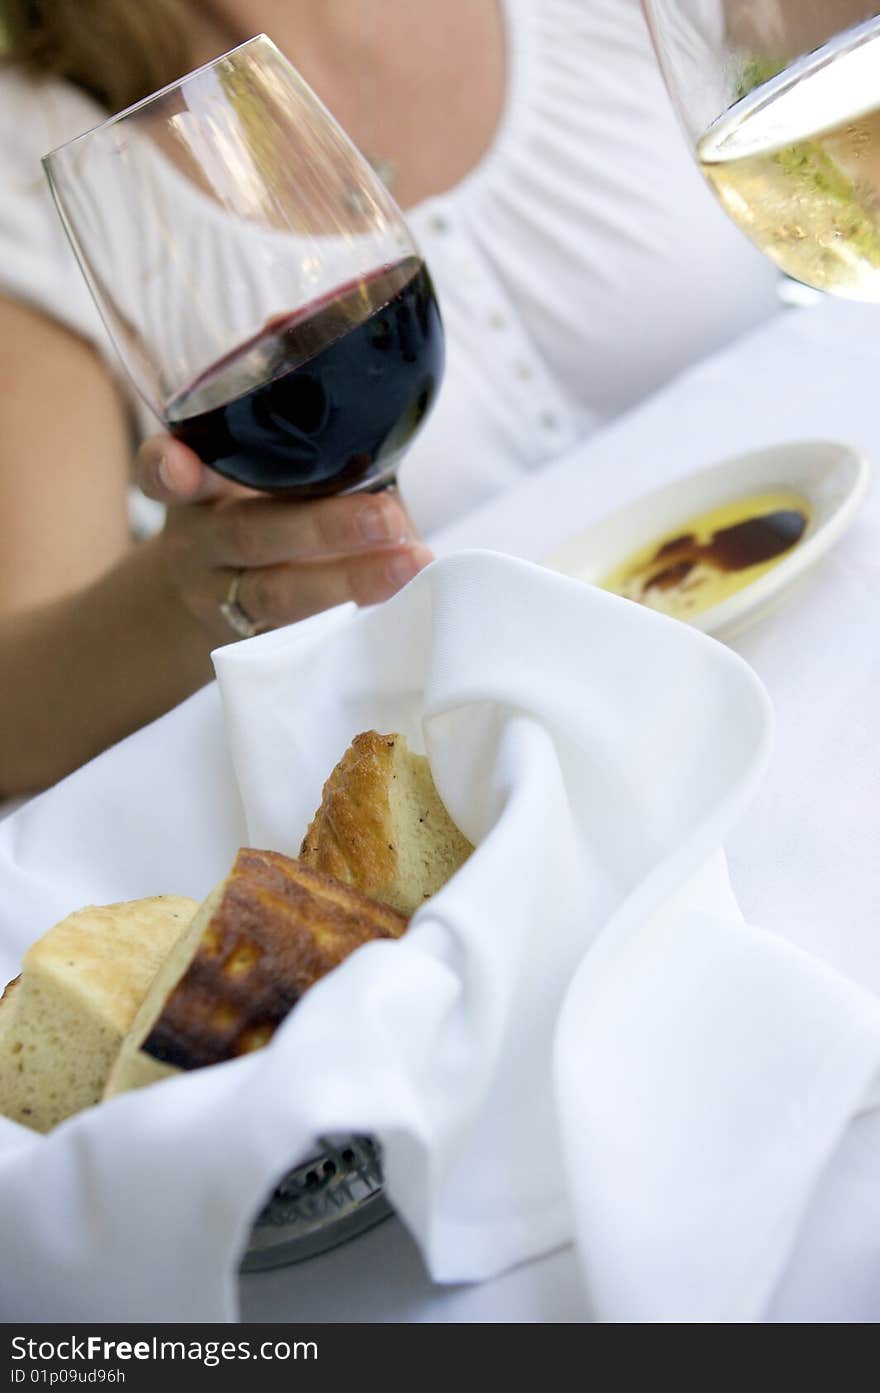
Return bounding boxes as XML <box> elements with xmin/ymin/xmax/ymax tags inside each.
<box><xmin>299</xmin><ymin>732</ymin><xmax>473</xmax><ymax>916</ymax></box>
<box><xmin>105</xmin><ymin>848</ymin><xmax>407</xmax><ymax>1095</ymax></box>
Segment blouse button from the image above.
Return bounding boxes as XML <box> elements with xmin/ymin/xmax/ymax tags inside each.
<box><xmin>429</xmin><ymin>213</ymin><xmax>450</xmax><ymax>234</ymax></box>
<box><xmin>488</xmin><ymin>311</ymin><xmax>507</xmax><ymax>330</ymax></box>
<box><xmin>540</xmin><ymin>410</ymin><xmax>560</xmax><ymax>431</ymax></box>
<box><xmin>514</xmin><ymin>361</ymin><xmax>534</xmax><ymax>380</ymax></box>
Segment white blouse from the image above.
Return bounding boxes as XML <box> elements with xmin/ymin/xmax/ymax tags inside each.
<box><xmin>0</xmin><ymin>0</ymin><xmax>781</xmax><ymax>534</ymax></box>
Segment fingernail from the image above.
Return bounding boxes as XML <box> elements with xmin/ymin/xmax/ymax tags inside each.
<box><xmin>386</xmin><ymin>545</ymin><xmax>432</xmax><ymax>586</ymax></box>
<box><xmin>357</xmin><ymin>500</ymin><xmax>407</xmax><ymax>546</ymax></box>
<box><xmin>157</xmin><ymin>456</ymin><xmax>173</xmax><ymax>491</ymax></box>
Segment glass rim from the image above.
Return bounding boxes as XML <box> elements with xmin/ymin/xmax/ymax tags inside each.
<box><xmin>41</xmin><ymin>32</ymin><xmax>275</xmax><ymax>166</ymax></box>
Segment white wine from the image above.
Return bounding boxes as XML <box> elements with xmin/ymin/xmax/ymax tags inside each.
<box><xmin>698</xmin><ymin>16</ymin><xmax>880</xmax><ymax>299</ymax></box>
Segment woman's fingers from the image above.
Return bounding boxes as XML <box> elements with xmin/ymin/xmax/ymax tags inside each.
<box><xmin>135</xmin><ymin>433</ymin><xmax>254</xmax><ymax>505</ymax></box>
<box><xmin>226</xmin><ymin>544</ymin><xmax>434</xmax><ymax>632</ymax></box>
<box><xmin>156</xmin><ymin>475</ymin><xmax>432</xmax><ymax>639</ymax></box>
<box><xmin>205</xmin><ymin>490</ymin><xmax>413</xmax><ymax>567</ymax></box>
<box><xmin>189</xmin><ymin>543</ymin><xmax>433</xmax><ymax>638</ymax></box>
<box><xmin>135</xmin><ymin>437</ymin><xmax>415</xmax><ymax>565</ymax></box>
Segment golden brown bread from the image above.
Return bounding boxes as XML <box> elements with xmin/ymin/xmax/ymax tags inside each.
<box><xmin>10</xmin><ymin>734</ymin><xmax>469</xmax><ymax>1115</ymax></box>
<box><xmin>0</xmin><ymin>975</ymin><xmax>20</xmax><ymax>1051</ymax></box>
<box><xmin>0</xmin><ymin>975</ymin><xmax>20</xmax><ymax>1010</ymax></box>
<box><xmin>106</xmin><ymin>848</ymin><xmax>408</xmax><ymax>1094</ymax></box>
<box><xmin>299</xmin><ymin>731</ymin><xmax>473</xmax><ymax>915</ymax></box>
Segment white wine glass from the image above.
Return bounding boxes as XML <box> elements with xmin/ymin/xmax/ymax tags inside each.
<box><xmin>641</xmin><ymin>1</ymin><xmax>880</xmax><ymax>300</ymax></box>
<box><xmin>43</xmin><ymin>34</ymin><xmax>444</xmax><ymax>496</ymax></box>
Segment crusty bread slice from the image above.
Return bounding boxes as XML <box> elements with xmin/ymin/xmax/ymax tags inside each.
<box><xmin>0</xmin><ymin>973</ymin><xmax>20</xmax><ymax>1017</ymax></box>
<box><xmin>0</xmin><ymin>897</ymin><xmax>197</xmax><ymax>1133</ymax></box>
<box><xmin>0</xmin><ymin>975</ymin><xmax>20</xmax><ymax>1052</ymax></box>
<box><xmin>299</xmin><ymin>732</ymin><xmax>473</xmax><ymax>916</ymax></box>
<box><xmin>105</xmin><ymin>848</ymin><xmax>408</xmax><ymax>1098</ymax></box>
<box><xmin>0</xmin><ymin>974</ymin><xmax>20</xmax><ymax>1006</ymax></box>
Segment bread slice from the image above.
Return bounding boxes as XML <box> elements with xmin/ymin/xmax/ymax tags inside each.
<box><xmin>299</xmin><ymin>732</ymin><xmax>473</xmax><ymax>916</ymax></box>
<box><xmin>0</xmin><ymin>974</ymin><xmax>20</xmax><ymax>1006</ymax></box>
<box><xmin>105</xmin><ymin>848</ymin><xmax>408</xmax><ymax>1097</ymax></box>
<box><xmin>0</xmin><ymin>896</ymin><xmax>198</xmax><ymax>1133</ymax></box>
<box><xmin>0</xmin><ymin>975</ymin><xmax>20</xmax><ymax>1052</ymax></box>
<box><xmin>0</xmin><ymin>973</ymin><xmax>20</xmax><ymax>1017</ymax></box>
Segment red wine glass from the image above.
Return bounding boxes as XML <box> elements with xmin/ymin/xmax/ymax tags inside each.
<box><xmin>42</xmin><ymin>34</ymin><xmax>444</xmax><ymax>496</ymax></box>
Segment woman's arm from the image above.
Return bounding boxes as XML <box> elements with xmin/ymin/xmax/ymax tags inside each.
<box><xmin>0</xmin><ymin>298</ymin><xmax>430</xmax><ymax>796</ymax></box>
<box><xmin>0</xmin><ymin>534</ymin><xmax>216</xmax><ymax>792</ymax></box>
<box><xmin>0</xmin><ymin>296</ymin><xmax>133</xmax><ymax>610</ymax></box>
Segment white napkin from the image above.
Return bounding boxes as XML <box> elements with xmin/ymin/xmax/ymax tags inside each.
<box><xmin>0</xmin><ymin>551</ymin><xmax>877</xmax><ymax>1322</ymax></box>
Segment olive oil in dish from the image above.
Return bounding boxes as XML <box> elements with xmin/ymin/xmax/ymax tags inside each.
<box><xmin>600</xmin><ymin>491</ymin><xmax>810</xmax><ymax>619</ymax></box>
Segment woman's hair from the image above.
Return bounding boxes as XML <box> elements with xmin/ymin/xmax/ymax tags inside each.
<box><xmin>1</xmin><ymin>1</ymin><xmax>193</xmax><ymax>113</ymax></box>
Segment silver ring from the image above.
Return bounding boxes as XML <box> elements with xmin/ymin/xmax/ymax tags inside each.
<box><xmin>219</xmin><ymin>570</ymin><xmax>264</xmax><ymax>639</ymax></box>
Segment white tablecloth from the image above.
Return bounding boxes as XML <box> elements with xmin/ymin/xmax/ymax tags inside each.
<box><xmin>240</xmin><ymin>294</ymin><xmax>880</xmax><ymax>1322</ymax></box>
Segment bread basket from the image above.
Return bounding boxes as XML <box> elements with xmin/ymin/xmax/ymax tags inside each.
<box><xmin>242</xmin><ymin>1134</ymin><xmax>391</xmax><ymax>1270</ymax></box>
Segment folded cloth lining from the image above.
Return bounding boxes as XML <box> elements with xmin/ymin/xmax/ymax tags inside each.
<box><xmin>557</xmin><ymin>897</ymin><xmax>880</xmax><ymax>1322</ymax></box>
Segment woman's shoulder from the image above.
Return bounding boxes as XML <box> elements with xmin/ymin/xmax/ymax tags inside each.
<box><xmin>0</xmin><ymin>66</ymin><xmax>110</xmax><ymax>350</ymax></box>
<box><xmin>0</xmin><ymin>65</ymin><xmax>105</xmax><ymax>173</ymax></box>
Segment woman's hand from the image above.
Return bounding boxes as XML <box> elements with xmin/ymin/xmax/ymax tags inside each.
<box><xmin>135</xmin><ymin>434</ymin><xmax>433</xmax><ymax>641</ymax></box>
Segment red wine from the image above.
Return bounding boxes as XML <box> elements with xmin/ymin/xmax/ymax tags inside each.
<box><xmin>165</xmin><ymin>256</ymin><xmax>443</xmax><ymax>494</ymax></box>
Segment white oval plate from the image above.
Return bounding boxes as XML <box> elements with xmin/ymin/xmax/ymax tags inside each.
<box><xmin>542</xmin><ymin>440</ymin><xmax>871</xmax><ymax>641</ymax></box>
